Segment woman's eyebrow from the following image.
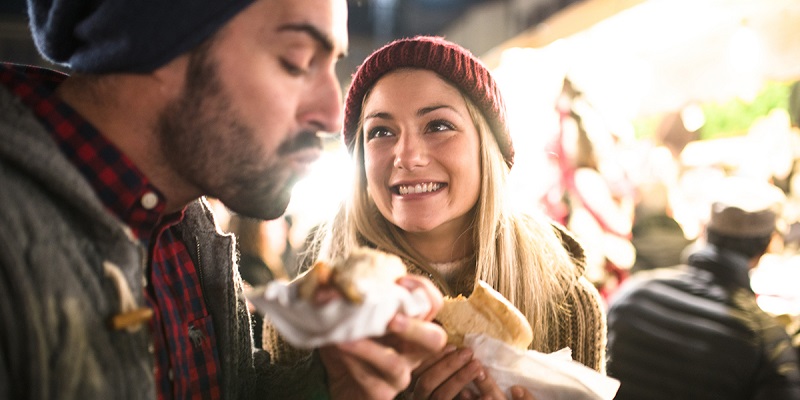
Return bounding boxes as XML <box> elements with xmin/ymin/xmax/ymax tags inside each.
<box><xmin>417</xmin><ymin>104</ymin><xmax>455</xmax><ymax>117</ymax></box>
<box><xmin>364</xmin><ymin>105</ymin><xmax>458</xmax><ymax>121</ymax></box>
<box><xmin>364</xmin><ymin>111</ymin><xmax>393</xmax><ymax>121</ymax></box>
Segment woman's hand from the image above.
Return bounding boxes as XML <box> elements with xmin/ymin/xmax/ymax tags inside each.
<box><xmin>408</xmin><ymin>345</ymin><xmax>485</xmax><ymax>399</ymax></box>
<box><xmin>408</xmin><ymin>346</ymin><xmax>538</xmax><ymax>400</ymax></box>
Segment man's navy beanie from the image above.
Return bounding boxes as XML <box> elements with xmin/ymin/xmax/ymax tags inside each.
<box><xmin>27</xmin><ymin>0</ymin><xmax>256</xmax><ymax>73</ymax></box>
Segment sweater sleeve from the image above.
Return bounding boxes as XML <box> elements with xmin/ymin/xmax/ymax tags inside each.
<box><xmin>241</xmin><ymin>288</ymin><xmax>329</xmax><ymax>399</ymax></box>
<box><xmin>561</xmin><ymin>276</ymin><xmax>608</xmax><ymax>373</ymax></box>
<box><xmin>262</xmin><ymin>315</ymin><xmax>315</xmax><ymax>366</ymax></box>
<box><xmin>250</xmin><ymin>310</ymin><xmax>328</xmax><ymax>398</ymax></box>
<box><xmin>251</xmin><ymin>348</ymin><xmax>330</xmax><ymax>400</ymax></box>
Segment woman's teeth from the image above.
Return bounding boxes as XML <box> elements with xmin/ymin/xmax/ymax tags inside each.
<box><xmin>398</xmin><ymin>183</ymin><xmax>442</xmax><ymax>195</ymax></box>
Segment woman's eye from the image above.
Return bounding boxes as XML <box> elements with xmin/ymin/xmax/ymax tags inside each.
<box><xmin>366</xmin><ymin>127</ymin><xmax>393</xmax><ymax>140</ymax></box>
<box><xmin>428</xmin><ymin>120</ymin><xmax>455</xmax><ymax>132</ymax></box>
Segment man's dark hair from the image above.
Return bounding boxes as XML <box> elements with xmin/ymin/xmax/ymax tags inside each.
<box><xmin>706</xmin><ymin>229</ymin><xmax>772</xmax><ymax>259</ymax></box>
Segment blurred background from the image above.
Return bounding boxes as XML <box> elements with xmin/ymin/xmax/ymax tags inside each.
<box><xmin>3</xmin><ymin>0</ymin><xmax>799</xmax><ymax>328</ymax></box>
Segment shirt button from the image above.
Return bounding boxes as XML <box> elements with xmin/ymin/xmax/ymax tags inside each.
<box><xmin>141</xmin><ymin>192</ymin><xmax>158</xmax><ymax>210</ymax></box>
<box><xmin>147</xmin><ymin>343</ymin><xmax>154</xmax><ymax>354</ymax></box>
<box><xmin>168</xmin><ymin>369</ymin><xmax>174</xmax><ymax>381</ymax></box>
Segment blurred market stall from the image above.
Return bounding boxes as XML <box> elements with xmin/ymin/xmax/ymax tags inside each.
<box><xmin>486</xmin><ymin>0</ymin><xmax>800</xmax><ymax>318</ymax></box>
<box><xmin>487</xmin><ymin>0</ymin><xmax>800</xmax><ymax>119</ymax></box>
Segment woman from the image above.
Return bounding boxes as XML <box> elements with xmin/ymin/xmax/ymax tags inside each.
<box><xmin>265</xmin><ymin>36</ymin><xmax>606</xmax><ymax>398</ymax></box>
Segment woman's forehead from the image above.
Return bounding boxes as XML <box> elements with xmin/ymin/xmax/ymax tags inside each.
<box><xmin>364</xmin><ymin>69</ymin><xmax>465</xmax><ymax>112</ymax></box>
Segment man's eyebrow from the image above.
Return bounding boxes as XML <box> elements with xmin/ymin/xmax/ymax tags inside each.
<box><xmin>277</xmin><ymin>23</ymin><xmax>347</xmax><ymax>58</ymax></box>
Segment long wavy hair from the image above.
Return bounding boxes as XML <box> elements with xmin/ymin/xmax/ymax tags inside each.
<box><xmin>310</xmin><ymin>74</ymin><xmax>580</xmax><ymax>349</ymax></box>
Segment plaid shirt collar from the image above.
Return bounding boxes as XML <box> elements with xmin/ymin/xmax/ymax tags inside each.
<box><xmin>0</xmin><ymin>63</ymin><xmax>166</xmax><ymax>240</ymax></box>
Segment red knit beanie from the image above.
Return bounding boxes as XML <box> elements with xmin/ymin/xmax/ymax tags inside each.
<box><xmin>343</xmin><ymin>36</ymin><xmax>514</xmax><ymax>168</ymax></box>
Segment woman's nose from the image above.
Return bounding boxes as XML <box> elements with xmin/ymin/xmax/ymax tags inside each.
<box><xmin>393</xmin><ymin>133</ymin><xmax>428</xmax><ymax>170</ymax></box>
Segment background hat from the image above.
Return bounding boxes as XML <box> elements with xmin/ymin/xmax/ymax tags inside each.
<box><xmin>707</xmin><ymin>176</ymin><xmax>786</xmax><ymax>238</ymax></box>
<box><xmin>27</xmin><ymin>0</ymin><xmax>255</xmax><ymax>73</ymax></box>
<box><xmin>342</xmin><ymin>35</ymin><xmax>514</xmax><ymax>168</ymax></box>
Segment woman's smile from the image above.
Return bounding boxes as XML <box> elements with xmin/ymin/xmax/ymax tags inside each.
<box><xmin>393</xmin><ymin>182</ymin><xmax>446</xmax><ymax>195</ymax></box>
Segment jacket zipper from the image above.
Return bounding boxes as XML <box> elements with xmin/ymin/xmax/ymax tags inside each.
<box><xmin>195</xmin><ymin>236</ymin><xmax>212</xmax><ymax>308</ymax></box>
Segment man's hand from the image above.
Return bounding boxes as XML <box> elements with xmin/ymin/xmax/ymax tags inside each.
<box><xmin>319</xmin><ymin>275</ymin><xmax>447</xmax><ymax>400</ymax></box>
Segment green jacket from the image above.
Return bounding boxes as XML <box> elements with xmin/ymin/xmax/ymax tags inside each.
<box><xmin>0</xmin><ymin>73</ymin><xmax>325</xmax><ymax>399</ymax></box>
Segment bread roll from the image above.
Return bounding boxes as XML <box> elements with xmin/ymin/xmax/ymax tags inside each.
<box><xmin>435</xmin><ymin>280</ymin><xmax>533</xmax><ymax>350</ymax></box>
<box><xmin>298</xmin><ymin>247</ymin><xmax>407</xmax><ymax>304</ymax></box>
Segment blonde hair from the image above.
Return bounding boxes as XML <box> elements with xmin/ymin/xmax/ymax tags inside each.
<box><xmin>311</xmin><ymin>81</ymin><xmax>579</xmax><ymax>349</ymax></box>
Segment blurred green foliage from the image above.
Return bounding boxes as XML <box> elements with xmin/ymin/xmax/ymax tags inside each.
<box><xmin>633</xmin><ymin>115</ymin><xmax>661</xmax><ymax>141</ymax></box>
<box><xmin>700</xmin><ymin>81</ymin><xmax>791</xmax><ymax>140</ymax></box>
<box><xmin>633</xmin><ymin>80</ymin><xmax>794</xmax><ymax>141</ymax></box>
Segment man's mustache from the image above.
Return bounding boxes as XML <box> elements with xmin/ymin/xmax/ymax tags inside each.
<box><xmin>277</xmin><ymin>131</ymin><xmax>323</xmax><ymax>155</ymax></box>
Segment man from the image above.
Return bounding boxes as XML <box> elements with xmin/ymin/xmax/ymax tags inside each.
<box><xmin>0</xmin><ymin>0</ymin><xmax>451</xmax><ymax>398</ymax></box>
<box><xmin>607</xmin><ymin>176</ymin><xmax>800</xmax><ymax>399</ymax></box>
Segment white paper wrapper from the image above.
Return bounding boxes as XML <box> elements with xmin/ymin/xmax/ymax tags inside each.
<box><xmin>245</xmin><ymin>278</ymin><xmax>432</xmax><ymax>348</ymax></box>
<box><xmin>464</xmin><ymin>334</ymin><xmax>619</xmax><ymax>400</ymax></box>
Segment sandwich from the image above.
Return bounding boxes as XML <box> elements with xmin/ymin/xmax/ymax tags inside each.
<box><xmin>297</xmin><ymin>247</ymin><xmax>407</xmax><ymax>304</ymax></box>
<box><xmin>435</xmin><ymin>280</ymin><xmax>533</xmax><ymax>350</ymax></box>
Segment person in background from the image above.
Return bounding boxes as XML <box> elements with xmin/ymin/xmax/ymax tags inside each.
<box><xmin>229</xmin><ymin>214</ymin><xmax>294</xmax><ymax>284</ymax></box>
<box><xmin>545</xmin><ymin>77</ymin><xmax>636</xmax><ymax>301</ymax></box>
<box><xmin>280</xmin><ymin>215</ymin><xmax>301</xmax><ymax>278</ymax></box>
<box><xmin>629</xmin><ymin>181</ymin><xmax>691</xmax><ymax>274</ymax></box>
<box><xmin>228</xmin><ymin>214</ymin><xmax>291</xmax><ymax>348</ymax></box>
<box><xmin>264</xmin><ymin>36</ymin><xmax>606</xmax><ymax>399</ymax></box>
<box><xmin>0</xmin><ymin>0</ymin><xmax>448</xmax><ymax>398</ymax></box>
<box><xmin>606</xmin><ymin>176</ymin><xmax>800</xmax><ymax>399</ymax></box>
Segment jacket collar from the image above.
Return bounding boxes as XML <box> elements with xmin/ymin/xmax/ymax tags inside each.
<box><xmin>687</xmin><ymin>244</ymin><xmax>753</xmax><ymax>291</ymax></box>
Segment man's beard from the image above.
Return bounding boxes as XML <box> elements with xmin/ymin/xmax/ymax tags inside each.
<box><xmin>155</xmin><ymin>41</ymin><xmax>312</xmax><ymax>220</ymax></box>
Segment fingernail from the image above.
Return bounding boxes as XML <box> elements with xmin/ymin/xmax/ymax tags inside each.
<box><xmin>511</xmin><ymin>386</ymin><xmax>524</xmax><ymax>399</ymax></box>
<box><xmin>443</xmin><ymin>344</ymin><xmax>457</xmax><ymax>353</ymax></box>
<box><xmin>395</xmin><ymin>276</ymin><xmax>415</xmax><ymax>290</ymax></box>
<box><xmin>458</xmin><ymin>348</ymin><xmax>473</xmax><ymax>361</ymax></box>
<box><xmin>476</xmin><ymin>367</ymin><xmax>486</xmax><ymax>382</ymax></box>
<box><xmin>389</xmin><ymin>313</ymin><xmax>408</xmax><ymax>331</ymax></box>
